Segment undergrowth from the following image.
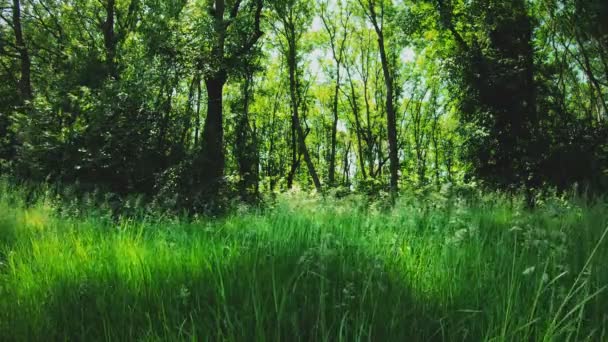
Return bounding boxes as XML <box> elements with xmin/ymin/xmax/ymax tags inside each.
<box><xmin>0</xmin><ymin>179</ymin><xmax>607</xmax><ymax>341</ymax></box>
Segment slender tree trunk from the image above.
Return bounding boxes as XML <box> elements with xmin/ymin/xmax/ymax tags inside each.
<box><xmin>252</xmin><ymin>122</ymin><xmax>260</xmax><ymax>196</ymax></box>
<box><xmin>295</xmin><ymin>114</ymin><xmax>322</xmax><ymax>191</ymax></box>
<box><xmin>287</xmin><ymin>113</ymin><xmax>299</xmax><ymax>189</ymax></box>
<box><xmin>361</xmin><ymin>58</ymin><xmax>375</xmax><ymax>178</ymax></box>
<box><xmin>357</xmin><ymin>33</ymin><xmax>376</xmax><ymax>178</ymax></box>
<box><xmin>376</xmin><ymin>128</ymin><xmax>385</xmax><ymax>178</ymax></box>
<box><xmin>181</xmin><ymin>74</ymin><xmax>199</xmax><ymax>147</ymax></box>
<box><xmin>157</xmin><ymin>85</ymin><xmax>173</xmax><ymax>151</ymax></box>
<box><xmin>287</xmin><ymin>42</ymin><xmax>322</xmax><ymax>192</ymax></box>
<box><xmin>412</xmin><ymin>92</ymin><xmax>428</xmax><ymax>186</ymax></box>
<box><xmin>374</xmin><ymin>30</ymin><xmax>399</xmax><ymax>194</ymax></box>
<box><xmin>267</xmin><ymin>89</ymin><xmax>281</xmax><ymax>191</ymax></box>
<box><xmin>321</xmin><ymin>6</ymin><xmax>349</xmax><ymax>186</ymax></box>
<box><xmin>342</xmin><ymin>142</ymin><xmax>351</xmax><ymax>185</ymax></box>
<box><xmin>445</xmin><ymin>139</ymin><xmax>454</xmax><ymax>183</ymax></box>
<box><xmin>431</xmin><ymin>112</ymin><xmax>441</xmax><ymax>188</ymax></box>
<box><xmin>345</xmin><ymin>67</ymin><xmax>367</xmax><ymax>179</ymax></box>
<box><xmin>360</xmin><ymin>0</ymin><xmax>400</xmax><ymax>192</ymax></box>
<box><xmin>235</xmin><ymin>74</ymin><xmax>259</xmax><ymax>202</ymax></box>
<box><xmin>575</xmin><ymin>34</ymin><xmax>608</xmax><ymax>118</ymax></box>
<box><xmin>328</xmin><ymin>66</ymin><xmax>340</xmax><ymax>186</ymax></box>
<box><xmin>194</xmin><ymin>78</ymin><xmax>202</xmax><ymax>146</ymax></box>
<box><xmin>12</xmin><ymin>0</ymin><xmax>32</xmax><ymax>100</ymax></box>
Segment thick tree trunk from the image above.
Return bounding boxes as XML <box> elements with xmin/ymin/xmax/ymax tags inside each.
<box><xmin>102</xmin><ymin>0</ymin><xmax>117</xmax><ymax>79</ymax></box>
<box><xmin>12</xmin><ymin>0</ymin><xmax>32</xmax><ymax>100</ymax></box>
<box><xmin>197</xmin><ymin>74</ymin><xmax>226</xmax><ymax>195</ymax></box>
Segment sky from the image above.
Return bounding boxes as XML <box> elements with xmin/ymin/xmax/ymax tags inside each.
<box><xmin>306</xmin><ymin>12</ymin><xmax>417</xmax><ymax>83</ymax></box>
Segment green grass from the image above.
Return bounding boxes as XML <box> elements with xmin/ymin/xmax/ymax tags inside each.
<box><xmin>1</xmin><ymin>181</ymin><xmax>607</xmax><ymax>341</ymax></box>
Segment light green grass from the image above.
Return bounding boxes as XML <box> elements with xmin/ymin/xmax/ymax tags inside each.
<box><xmin>0</xmin><ymin>181</ymin><xmax>607</xmax><ymax>341</ymax></box>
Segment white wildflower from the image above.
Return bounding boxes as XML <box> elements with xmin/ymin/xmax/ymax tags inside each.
<box><xmin>522</xmin><ymin>266</ymin><xmax>536</xmax><ymax>276</ymax></box>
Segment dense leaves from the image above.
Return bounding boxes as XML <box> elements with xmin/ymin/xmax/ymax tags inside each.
<box><xmin>0</xmin><ymin>0</ymin><xmax>606</xmax><ymax>209</ymax></box>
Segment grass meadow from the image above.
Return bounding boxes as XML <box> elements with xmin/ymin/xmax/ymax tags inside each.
<box><xmin>1</xmin><ymin>180</ymin><xmax>607</xmax><ymax>341</ymax></box>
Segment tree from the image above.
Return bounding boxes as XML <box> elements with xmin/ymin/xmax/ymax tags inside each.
<box><xmin>272</xmin><ymin>0</ymin><xmax>322</xmax><ymax>192</ymax></box>
<box><xmin>357</xmin><ymin>0</ymin><xmax>400</xmax><ymax>195</ymax></box>
<box><xmin>233</xmin><ymin>65</ymin><xmax>260</xmax><ymax>202</ymax></box>
<box><xmin>0</xmin><ymin>0</ymin><xmax>32</xmax><ymax>166</ymax></box>
<box><xmin>191</xmin><ymin>0</ymin><xmax>264</xmax><ymax>202</ymax></box>
<box><xmin>433</xmin><ymin>0</ymin><xmax>539</xmax><ymax>189</ymax></box>
<box><xmin>1</xmin><ymin>0</ymin><xmax>606</xmax><ymax>207</ymax></box>
<box><xmin>320</xmin><ymin>0</ymin><xmax>350</xmax><ymax>187</ymax></box>
<box><xmin>11</xmin><ymin>0</ymin><xmax>31</xmax><ymax>100</ymax></box>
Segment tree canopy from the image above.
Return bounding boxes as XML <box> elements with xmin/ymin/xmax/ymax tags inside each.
<box><xmin>1</xmin><ymin>0</ymin><xmax>606</xmax><ymax>209</ymax></box>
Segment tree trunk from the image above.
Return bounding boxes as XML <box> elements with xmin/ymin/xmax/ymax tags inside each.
<box><xmin>235</xmin><ymin>75</ymin><xmax>260</xmax><ymax>202</ymax></box>
<box><xmin>294</xmin><ymin>111</ymin><xmax>322</xmax><ymax>192</ymax></box>
<box><xmin>374</xmin><ymin>30</ymin><xmax>399</xmax><ymax>194</ymax></box>
<box><xmin>287</xmin><ymin>42</ymin><xmax>322</xmax><ymax>192</ymax></box>
<box><xmin>157</xmin><ymin>84</ymin><xmax>173</xmax><ymax>151</ymax></box>
<box><xmin>102</xmin><ymin>0</ymin><xmax>118</xmax><ymax>79</ymax></box>
<box><xmin>574</xmin><ymin>33</ymin><xmax>608</xmax><ymax>118</ymax></box>
<box><xmin>12</xmin><ymin>0</ymin><xmax>32</xmax><ymax>100</ymax></box>
<box><xmin>194</xmin><ymin>78</ymin><xmax>202</xmax><ymax>146</ymax></box>
<box><xmin>346</xmin><ymin>67</ymin><xmax>367</xmax><ymax>179</ymax></box>
<box><xmin>287</xmin><ymin>113</ymin><xmax>299</xmax><ymax>189</ymax></box>
<box><xmin>362</xmin><ymin>81</ymin><xmax>375</xmax><ymax>177</ymax></box>
<box><xmin>431</xmin><ymin>113</ymin><xmax>441</xmax><ymax>188</ymax></box>
<box><xmin>267</xmin><ymin>89</ymin><xmax>281</xmax><ymax>191</ymax></box>
<box><xmin>342</xmin><ymin>142</ymin><xmax>351</xmax><ymax>185</ymax></box>
<box><xmin>197</xmin><ymin>73</ymin><xmax>226</xmax><ymax>195</ymax></box>
<box><xmin>328</xmin><ymin>65</ymin><xmax>340</xmax><ymax>186</ymax></box>
<box><xmin>181</xmin><ymin>74</ymin><xmax>199</xmax><ymax>147</ymax></box>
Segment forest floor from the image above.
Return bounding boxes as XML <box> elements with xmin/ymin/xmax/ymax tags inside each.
<box><xmin>1</xmin><ymin>182</ymin><xmax>607</xmax><ymax>341</ymax></box>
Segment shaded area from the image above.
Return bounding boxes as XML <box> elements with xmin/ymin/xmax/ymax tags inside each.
<box><xmin>0</xmin><ymin>191</ymin><xmax>607</xmax><ymax>341</ymax></box>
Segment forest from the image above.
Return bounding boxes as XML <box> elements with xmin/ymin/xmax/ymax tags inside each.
<box><xmin>0</xmin><ymin>0</ymin><xmax>608</xmax><ymax>340</ymax></box>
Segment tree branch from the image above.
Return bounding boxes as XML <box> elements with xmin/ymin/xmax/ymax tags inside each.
<box><xmin>227</xmin><ymin>0</ymin><xmax>263</xmax><ymax>64</ymax></box>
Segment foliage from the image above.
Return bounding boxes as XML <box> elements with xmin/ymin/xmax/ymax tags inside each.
<box><xmin>0</xmin><ymin>0</ymin><xmax>606</xmax><ymax>206</ymax></box>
